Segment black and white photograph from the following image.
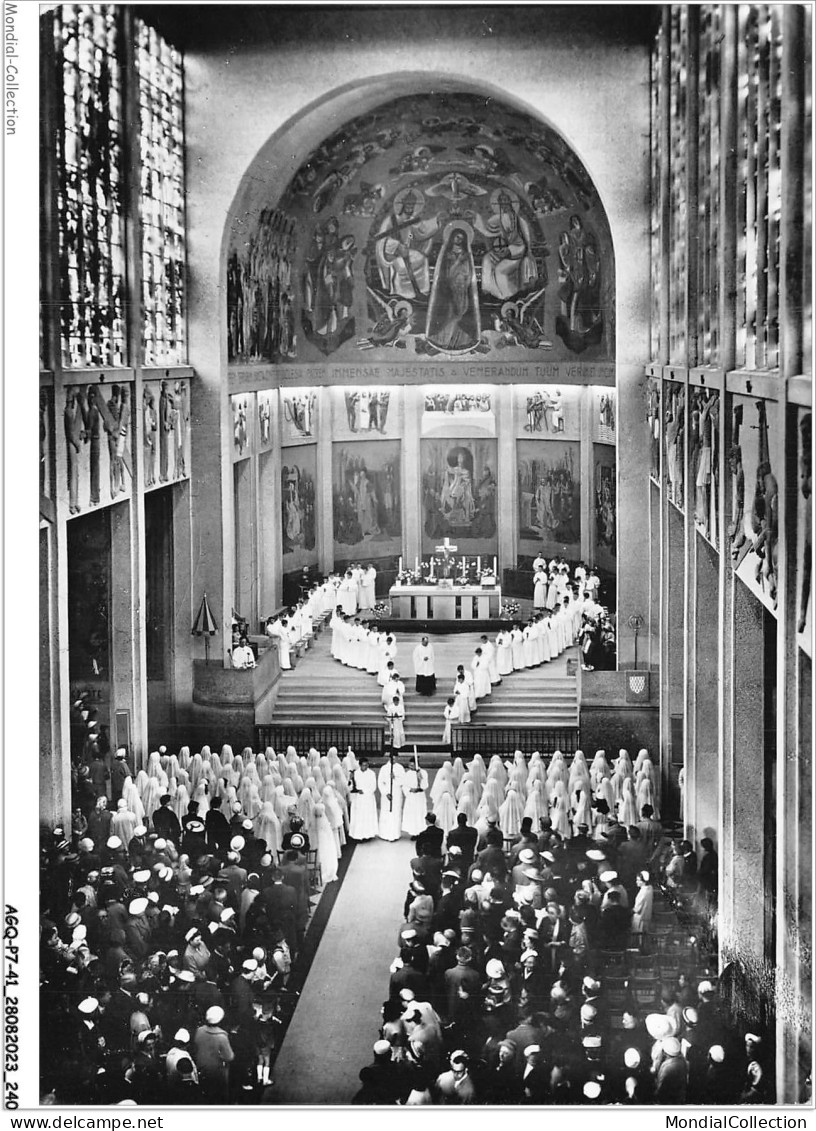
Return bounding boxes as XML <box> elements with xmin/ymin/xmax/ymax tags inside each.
<box><xmin>4</xmin><ymin>0</ymin><xmax>812</xmax><ymax>1118</ymax></box>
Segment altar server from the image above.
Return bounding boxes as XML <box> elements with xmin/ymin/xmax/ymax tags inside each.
<box><xmin>348</xmin><ymin>757</ymin><xmax>378</xmax><ymax>841</ymax></box>
<box><xmin>377</xmin><ymin>754</ymin><xmax>405</xmax><ymax>841</ymax></box>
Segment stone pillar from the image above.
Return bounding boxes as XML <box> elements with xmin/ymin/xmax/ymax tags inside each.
<box><xmin>579</xmin><ymin>386</ymin><xmax>593</xmax><ymax>562</ymax></box>
<box><xmin>496</xmin><ymin>385</ymin><xmax>516</xmax><ymax>572</ymax></box>
<box><xmin>316</xmin><ymin>387</ymin><xmax>334</xmax><ymax>575</ymax></box>
<box><xmin>259</xmin><ymin>393</ymin><xmax>282</xmax><ymax>613</ymax></box>
<box><xmin>402</xmin><ymin>386</ymin><xmax>422</xmax><ymax>568</ymax></box>
<box><xmin>109</xmin><ymin>501</ymin><xmax>144</xmax><ymax>765</ymax></box>
<box><xmin>687</xmin><ymin>531</ymin><xmax>720</xmax><ymax>844</ymax></box>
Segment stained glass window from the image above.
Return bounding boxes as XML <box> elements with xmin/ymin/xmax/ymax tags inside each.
<box><xmin>698</xmin><ymin>6</ymin><xmax>721</xmax><ymax>365</ymax></box>
<box><xmin>54</xmin><ymin>4</ymin><xmax>126</xmax><ymax>368</ymax></box>
<box><xmin>804</xmin><ymin>5</ymin><xmax>813</xmax><ymax>377</ymax></box>
<box><xmin>736</xmin><ymin>5</ymin><xmax>782</xmax><ymax>370</ymax></box>
<box><xmin>668</xmin><ymin>7</ymin><xmax>688</xmax><ymax>362</ymax></box>
<box><xmin>650</xmin><ymin>27</ymin><xmax>661</xmax><ymax>362</ymax></box>
<box><xmin>136</xmin><ymin>21</ymin><xmax>186</xmax><ymax>365</ymax></box>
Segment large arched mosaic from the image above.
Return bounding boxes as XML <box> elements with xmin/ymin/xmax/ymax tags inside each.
<box><xmin>227</xmin><ymin>91</ymin><xmax>615</xmax><ymax>367</ymax></box>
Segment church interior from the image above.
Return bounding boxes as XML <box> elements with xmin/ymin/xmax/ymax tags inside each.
<box><xmin>38</xmin><ymin>2</ymin><xmax>812</xmax><ymax>1107</ymax></box>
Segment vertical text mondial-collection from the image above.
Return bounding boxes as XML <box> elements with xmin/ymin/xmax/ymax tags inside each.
<box><xmin>5</xmin><ymin>2</ymin><xmax>19</xmax><ymax>135</ymax></box>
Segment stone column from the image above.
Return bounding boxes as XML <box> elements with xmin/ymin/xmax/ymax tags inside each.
<box><xmin>316</xmin><ymin>386</ymin><xmax>334</xmax><ymax>576</ymax></box>
<box><xmin>579</xmin><ymin>386</ymin><xmax>593</xmax><ymax>563</ymax></box>
<box><xmin>496</xmin><ymin>385</ymin><xmax>516</xmax><ymax>573</ymax></box>
<box><xmin>402</xmin><ymin>386</ymin><xmax>422</xmax><ymax>567</ymax></box>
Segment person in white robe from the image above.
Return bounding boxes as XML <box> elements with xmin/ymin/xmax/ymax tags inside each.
<box><xmin>377</xmin><ymin>755</ymin><xmax>405</xmax><ymax>841</ymax></box>
<box><xmin>522</xmin><ymin>623</ymin><xmax>538</xmax><ymax>668</ymax></box>
<box><xmin>471</xmin><ymin>649</ymin><xmax>492</xmax><ymax>699</ymax></box>
<box><xmin>479</xmin><ymin>635</ymin><xmax>500</xmax><ymax>685</ymax></box>
<box><xmin>267</xmin><ymin>617</ymin><xmax>293</xmax><ymax>670</ymax></box>
<box><xmin>358</xmin><ymin>564</ymin><xmax>377</xmax><ymax>612</ymax></box>
<box><xmin>442</xmin><ymin>697</ymin><xmax>458</xmax><ymax>744</ymax></box>
<box><xmin>382</xmin><ymin>672</ymin><xmax>405</xmax><ymax>707</ymax></box>
<box><xmin>453</xmin><ymin>677</ymin><xmax>471</xmax><ymax>724</ymax></box>
<box><xmin>533</xmin><ymin>552</ymin><xmax>547</xmax><ymax>573</ymax></box>
<box><xmin>402</xmin><ymin>764</ymin><xmax>429</xmax><ymax>836</ymax></box>
<box><xmin>111</xmin><ymin>799</ymin><xmax>138</xmax><ymax>847</ymax></box>
<box><xmin>511</xmin><ymin>625</ymin><xmax>526</xmax><ymax>670</ymax></box>
<box><xmin>348</xmin><ymin>757</ymin><xmax>378</xmax><ymax>840</ymax></box>
<box><xmin>412</xmin><ymin>637</ymin><xmax>437</xmax><ymax>696</ymax></box>
<box><xmin>364</xmin><ymin>627</ymin><xmax>381</xmax><ymax>674</ymax></box>
<box><xmin>385</xmin><ymin>696</ymin><xmax>406</xmax><ymax>749</ymax></box>
<box><xmin>533</xmin><ymin>568</ymin><xmax>548</xmax><ymax>612</ymax></box>
<box><xmin>435</xmin><ymin>787</ymin><xmax>457</xmax><ymax>836</ymax></box>
<box><xmin>631</xmin><ymin>870</ymin><xmax>654</xmax><ymax>944</ymax></box>
<box><xmin>454</xmin><ymin>665</ymin><xmax>477</xmax><ymax>711</ymax></box>
<box><xmin>496</xmin><ymin>628</ymin><xmax>513</xmax><ymax>677</ymax></box>
<box><xmin>313</xmin><ymin>802</ymin><xmax>339</xmax><ymax>883</ymax></box>
<box><xmin>378</xmin><ymin>635</ymin><xmax>397</xmax><ymax>685</ymax></box>
<box><xmin>339</xmin><ymin>571</ymin><xmax>358</xmax><ymax>616</ymax></box>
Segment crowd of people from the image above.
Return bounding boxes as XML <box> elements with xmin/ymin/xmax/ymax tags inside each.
<box><xmin>532</xmin><ymin>555</ymin><xmax>615</xmax><ymax>671</ymax></box>
<box><xmin>45</xmin><ymin>733</ymin><xmax>762</xmax><ymax>1107</ymax></box>
<box><xmin>42</xmin><ymin>740</ymin><xmax>367</xmax><ymax>1104</ymax></box>
<box><xmin>349</xmin><ymin>749</ymin><xmax>761</xmax><ymax>1106</ymax></box>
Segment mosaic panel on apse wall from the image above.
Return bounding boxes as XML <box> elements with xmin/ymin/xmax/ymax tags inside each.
<box><xmin>281</xmin><ymin>444</ymin><xmax>317</xmax><ymax>568</ymax></box>
<box><xmin>420</xmin><ymin>436</ymin><xmax>498</xmax><ymax>554</ymax></box>
<box><xmin>332</xmin><ymin>440</ymin><xmax>401</xmax><ymax>561</ymax></box>
<box><xmin>228</xmin><ymin>92</ymin><xmax>615</xmax><ymax>369</ymax></box>
<box><xmin>516</xmin><ymin>438</ymin><xmax>580</xmax><ymax>552</ymax></box>
<box><xmin>594</xmin><ymin>443</ymin><xmax>616</xmax><ymax>569</ymax></box>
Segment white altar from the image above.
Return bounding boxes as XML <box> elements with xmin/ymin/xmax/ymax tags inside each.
<box><xmin>389</xmin><ymin>583</ymin><xmax>502</xmax><ymax>620</ymax></box>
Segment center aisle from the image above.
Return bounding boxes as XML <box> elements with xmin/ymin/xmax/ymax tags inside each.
<box><xmin>269</xmin><ymin>837</ymin><xmax>415</xmax><ymax>1104</ymax></box>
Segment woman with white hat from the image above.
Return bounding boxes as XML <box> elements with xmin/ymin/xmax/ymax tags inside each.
<box><xmin>193</xmin><ymin>1006</ymin><xmax>234</xmax><ymax>1103</ymax></box>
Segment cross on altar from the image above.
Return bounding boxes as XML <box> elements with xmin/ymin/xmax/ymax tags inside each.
<box><xmin>435</xmin><ymin>537</ymin><xmax>458</xmax><ymax>558</ymax></box>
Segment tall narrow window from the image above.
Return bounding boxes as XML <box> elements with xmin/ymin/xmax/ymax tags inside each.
<box><xmin>650</xmin><ymin>26</ymin><xmax>662</xmax><ymax>362</ymax></box>
<box><xmin>136</xmin><ymin>21</ymin><xmax>186</xmax><ymax>365</ymax></box>
<box><xmin>668</xmin><ymin>7</ymin><xmax>688</xmax><ymax>361</ymax></box>
<box><xmin>804</xmin><ymin>5</ymin><xmax>813</xmax><ymax>376</ymax></box>
<box><xmin>54</xmin><ymin>4</ymin><xmax>126</xmax><ymax>368</ymax></box>
<box><xmin>698</xmin><ymin>6</ymin><xmax>721</xmax><ymax>365</ymax></box>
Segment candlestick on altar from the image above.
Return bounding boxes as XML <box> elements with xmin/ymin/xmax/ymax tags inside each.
<box><xmin>477</xmin><ymin>556</ymin><xmax>481</xmax><ymax>573</ymax></box>
<box><xmin>461</xmin><ymin>557</ymin><xmax>467</xmax><ymax>578</ymax></box>
<box><xmin>429</xmin><ymin>557</ymin><xmax>434</xmax><ymax>579</ymax></box>
<box><xmin>399</xmin><ymin>556</ymin><xmax>403</xmax><ymax>573</ymax></box>
<box><xmin>415</xmin><ymin>556</ymin><xmax>419</xmax><ymax>572</ymax></box>
<box><xmin>493</xmin><ymin>556</ymin><xmax>497</xmax><ymax>575</ymax></box>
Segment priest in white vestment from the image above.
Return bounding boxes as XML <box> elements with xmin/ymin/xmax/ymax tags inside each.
<box><xmin>358</xmin><ymin>564</ymin><xmax>377</xmax><ymax>611</ymax></box>
<box><xmin>377</xmin><ymin>755</ymin><xmax>405</xmax><ymax>840</ymax></box>
<box><xmin>348</xmin><ymin>757</ymin><xmax>378</xmax><ymax>840</ymax></box>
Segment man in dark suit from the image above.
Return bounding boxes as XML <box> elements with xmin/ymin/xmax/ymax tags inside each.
<box><xmin>415</xmin><ymin>812</ymin><xmax>444</xmax><ymax>858</ymax></box>
<box><xmin>259</xmin><ymin>868</ymin><xmax>298</xmax><ymax>958</ymax></box>
<box><xmin>446</xmin><ymin>813</ymin><xmax>478</xmax><ymax>866</ymax></box>
<box><xmin>279</xmin><ymin>848</ymin><xmax>310</xmax><ymax>947</ymax></box>
<box><xmin>476</xmin><ymin>828</ymin><xmax>508</xmax><ymax>880</ymax></box>
<box><xmin>598</xmin><ymin>889</ymin><xmax>631</xmax><ymax>951</ymax></box>
<box><xmin>444</xmin><ymin>946</ymin><xmax>481</xmax><ymax>1020</ymax></box>
<box><xmin>152</xmin><ymin>794</ymin><xmax>182</xmax><ymax>845</ymax></box>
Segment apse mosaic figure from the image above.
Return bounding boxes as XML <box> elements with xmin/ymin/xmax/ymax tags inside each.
<box><xmin>517</xmin><ymin>441</ymin><xmax>580</xmax><ymax>547</ymax></box>
<box><xmin>421</xmin><ymin>439</ymin><xmax>497</xmax><ymax>546</ymax></box>
<box><xmin>555</xmin><ymin>213</ymin><xmax>603</xmax><ymax>353</ymax></box>
<box><xmin>664</xmin><ymin>383</ymin><xmax>685</xmax><ymax>509</ymax></box>
<box><xmin>332</xmin><ymin>441</ymin><xmax>401</xmax><ymax>555</ymax></box>
<box><xmin>281</xmin><ymin>461</ymin><xmax>316</xmax><ymax>556</ymax></box>
<box><xmin>226</xmin><ymin>207</ymin><xmax>297</xmax><ymax>362</ymax></box>
<box><xmin>301</xmin><ymin>215</ymin><xmax>356</xmax><ymax>354</ymax></box>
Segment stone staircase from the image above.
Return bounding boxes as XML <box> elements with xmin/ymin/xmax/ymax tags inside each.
<box><xmin>269</xmin><ymin>627</ymin><xmax>579</xmax><ymax>748</ymax></box>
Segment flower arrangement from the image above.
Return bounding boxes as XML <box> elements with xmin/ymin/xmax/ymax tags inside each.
<box><xmin>371</xmin><ymin>601</ymin><xmax>390</xmax><ymax>619</ymax></box>
<box><xmin>501</xmin><ymin>599</ymin><xmax>521</xmax><ymax>619</ymax></box>
<box><xmin>395</xmin><ymin>569</ymin><xmax>422</xmax><ymax>585</ymax></box>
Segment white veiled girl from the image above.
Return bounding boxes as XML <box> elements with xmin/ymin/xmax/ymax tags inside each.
<box><xmin>314</xmin><ymin>802</ymin><xmax>339</xmax><ymax>884</ymax></box>
<box><xmin>322</xmin><ymin>785</ymin><xmax>346</xmax><ymax>851</ymax></box>
<box><xmin>467</xmin><ymin>753</ymin><xmax>487</xmax><ymax>793</ymax></box>
<box><xmin>172</xmin><ymin>783</ymin><xmax>190</xmax><ymax>820</ymax></box>
<box><xmin>122</xmin><ymin>777</ymin><xmax>146</xmax><ymax>824</ymax></box>
<box><xmin>499</xmin><ymin>785</ymin><xmax>524</xmax><ymax>838</ymax></box>
<box><xmin>178</xmin><ymin>745</ymin><xmax>191</xmax><ymax>770</ymax></box>
<box><xmin>523</xmin><ymin>779</ymin><xmax>548</xmax><ymax>825</ymax></box>
<box><xmin>435</xmin><ymin>786</ymin><xmax>457</xmax><ymax>836</ymax></box>
<box><xmin>255</xmin><ymin>801</ymin><xmax>282</xmax><ymax>856</ymax></box>
<box><xmin>430</xmin><ymin>763</ymin><xmax>454</xmax><ymax>807</ymax></box>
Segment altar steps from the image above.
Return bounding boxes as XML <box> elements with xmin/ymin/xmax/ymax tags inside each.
<box><xmin>269</xmin><ymin>629</ymin><xmax>580</xmax><ymax>744</ymax></box>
